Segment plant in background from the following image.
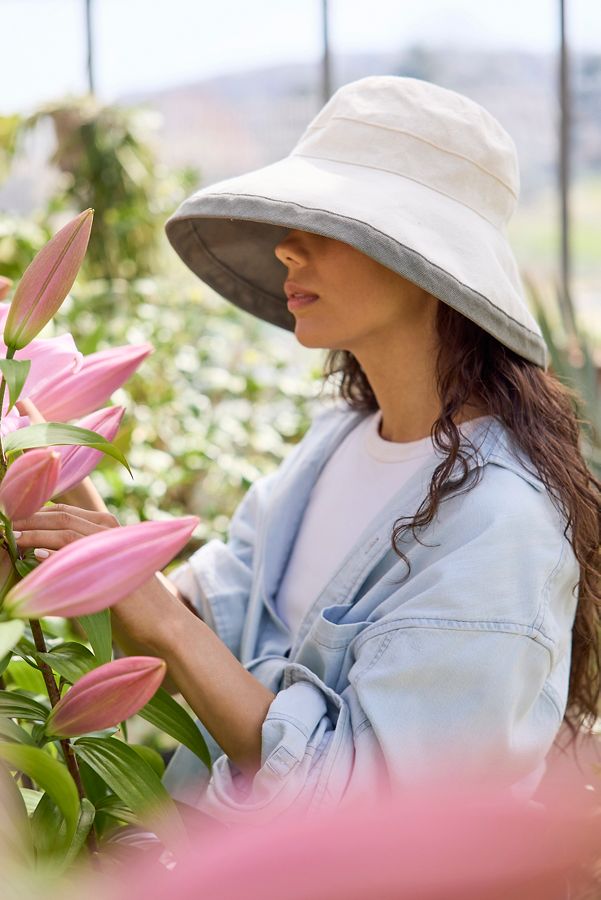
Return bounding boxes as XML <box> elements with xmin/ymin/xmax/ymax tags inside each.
<box><xmin>0</xmin><ymin>103</ymin><xmax>321</xmax><ymax>549</ymax></box>
<box><xmin>21</xmin><ymin>97</ymin><xmax>200</xmax><ymax>284</ymax></box>
<box><xmin>0</xmin><ymin>211</ymin><xmax>210</xmax><ymax>874</ymax></box>
<box><xmin>525</xmin><ymin>275</ymin><xmax>601</xmax><ymax>478</ymax></box>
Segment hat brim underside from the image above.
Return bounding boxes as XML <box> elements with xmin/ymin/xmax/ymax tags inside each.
<box><xmin>165</xmin><ymin>193</ymin><xmax>547</xmax><ymax>370</ymax></box>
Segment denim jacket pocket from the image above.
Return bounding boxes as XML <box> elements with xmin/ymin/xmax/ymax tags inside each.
<box><xmin>295</xmin><ymin>602</ymin><xmax>368</xmax><ymax>690</ymax></box>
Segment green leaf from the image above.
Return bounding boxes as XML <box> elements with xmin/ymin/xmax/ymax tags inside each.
<box><xmin>14</xmin><ymin>557</ymin><xmax>39</xmax><ymax>578</ymax></box>
<box><xmin>0</xmin><ymin>759</ymin><xmax>33</xmax><ymax>864</ymax></box>
<box><xmin>19</xmin><ymin>786</ymin><xmax>44</xmax><ymax>815</ymax></box>
<box><xmin>137</xmin><ymin>687</ymin><xmax>211</xmax><ymax>769</ymax></box>
<box><xmin>0</xmin><ymin>743</ymin><xmax>79</xmax><ymax>839</ymax></box>
<box><xmin>95</xmin><ymin>793</ymin><xmax>141</xmax><ymax>826</ymax></box>
<box><xmin>78</xmin><ymin>610</ymin><xmax>112</xmax><ymax>665</ymax></box>
<box><xmin>0</xmin><ymin>689</ymin><xmax>49</xmax><ymax>721</ymax></box>
<box><xmin>74</xmin><ymin>736</ymin><xmax>187</xmax><ymax>847</ymax></box>
<box><xmin>131</xmin><ymin>743</ymin><xmax>165</xmax><ymax>777</ymax></box>
<box><xmin>0</xmin><ymin>620</ymin><xmax>24</xmax><ymax>659</ymax></box>
<box><xmin>4</xmin><ymin>422</ymin><xmax>132</xmax><ymax>476</ymax></box>
<box><xmin>0</xmin><ymin>358</ymin><xmax>31</xmax><ymax>413</ymax></box>
<box><xmin>5</xmin><ymin>658</ymin><xmax>49</xmax><ymax>694</ymax></box>
<box><xmin>31</xmin><ymin>791</ymin><xmax>67</xmax><ymax>858</ymax></box>
<box><xmin>77</xmin><ymin>757</ymin><xmax>111</xmax><ymax>808</ymax></box>
<box><xmin>37</xmin><ymin>642</ymin><xmax>97</xmax><ymax>684</ymax></box>
<box><xmin>0</xmin><ymin>652</ymin><xmax>12</xmax><ymax>676</ymax></box>
<box><xmin>61</xmin><ymin>798</ymin><xmax>95</xmax><ymax>869</ymax></box>
<box><xmin>0</xmin><ymin>716</ymin><xmax>35</xmax><ymax>745</ymax></box>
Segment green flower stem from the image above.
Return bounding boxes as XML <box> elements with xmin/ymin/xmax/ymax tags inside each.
<box><xmin>28</xmin><ymin>621</ymin><xmax>86</xmax><ymax>795</ymax></box>
<box><xmin>1</xmin><ymin>516</ymin><xmax>19</xmax><ymax>566</ymax></box>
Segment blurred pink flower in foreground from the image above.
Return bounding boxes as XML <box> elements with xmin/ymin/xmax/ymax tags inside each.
<box><xmin>52</xmin><ymin>405</ymin><xmax>125</xmax><ymax>497</ymax></box>
<box><xmin>0</xmin><ymin>448</ymin><xmax>61</xmax><ymax>520</ymax></box>
<box><xmin>3</xmin><ymin>210</ymin><xmax>93</xmax><ymax>350</ymax></box>
<box><xmin>30</xmin><ymin>343</ymin><xmax>154</xmax><ymax>422</ymax></box>
<box><xmin>4</xmin><ymin>515</ymin><xmax>199</xmax><ymax>619</ymax></box>
<box><xmin>46</xmin><ymin>656</ymin><xmax>166</xmax><ymax>738</ymax></box>
<box><xmin>68</xmin><ymin>738</ymin><xmax>601</xmax><ymax>900</ymax></box>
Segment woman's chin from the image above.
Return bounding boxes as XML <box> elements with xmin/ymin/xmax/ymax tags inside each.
<box><xmin>292</xmin><ymin>321</ymin><xmax>347</xmax><ymax>351</ymax></box>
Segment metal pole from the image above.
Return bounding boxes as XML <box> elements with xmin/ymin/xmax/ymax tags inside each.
<box><xmin>321</xmin><ymin>0</ymin><xmax>331</xmax><ymax>104</ymax></box>
<box><xmin>559</xmin><ymin>0</ymin><xmax>571</xmax><ymax>309</ymax></box>
<box><xmin>85</xmin><ymin>0</ymin><xmax>95</xmax><ymax>94</ymax></box>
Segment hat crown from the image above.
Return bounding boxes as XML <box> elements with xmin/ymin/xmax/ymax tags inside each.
<box><xmin>292</xmin><ymin>76</ymin><xmax>520</xmax><ymax>228</ymax></box>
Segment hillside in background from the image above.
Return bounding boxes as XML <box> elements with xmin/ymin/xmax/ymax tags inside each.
<box><xmin>121</xmin><ymin>45</ymin><xmax>601</xmax><ymax>200</ymax></box>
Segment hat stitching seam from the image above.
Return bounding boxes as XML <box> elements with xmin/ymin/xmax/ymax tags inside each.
<box><xmin>190</xmin><ymin>194</ymin><xmax>540</xmax><ymax>342</ymax></box>
<box><xmin>300</xmin><ymin>115</ymin><xmax>518</xmax><ymax>200</ymax></box>
<box><xmin>291</xmin><ymin>151</ymin><xmax>504</xmax><ymax>229</ymax></box>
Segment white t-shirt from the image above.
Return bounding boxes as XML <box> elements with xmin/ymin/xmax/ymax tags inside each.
<box><xmin>276</xmin><ymin>410</ymin><xmax>490</xmax><ymax>639</ymax></box>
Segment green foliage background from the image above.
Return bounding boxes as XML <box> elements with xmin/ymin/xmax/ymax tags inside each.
<box><xmin>0</xmin><ymin>99</ymin><xmax>325</xmax><ymax>555</ymax></box>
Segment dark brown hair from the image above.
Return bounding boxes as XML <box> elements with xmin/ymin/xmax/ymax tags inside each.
<box><xmin>320</xmin><ymin>301</ymin><xmax>601</xmax><ymax>745</ymax></box>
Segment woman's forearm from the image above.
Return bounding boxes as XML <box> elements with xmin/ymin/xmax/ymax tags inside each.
<box><xmin>111</xmin><ymin>579</ymin><xmax>276</xmax><ymax>776</ymax></box>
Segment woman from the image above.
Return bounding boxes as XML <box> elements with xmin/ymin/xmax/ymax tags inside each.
<box><xmin>14</xmin><ymin>76</ymin><xmax>601</xmax><ymax>825</ymax></box>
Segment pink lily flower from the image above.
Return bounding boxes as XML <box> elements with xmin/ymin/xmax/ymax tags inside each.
<box><xmin>0</xmin><ymin>280</ymin><xmax>12</xmax><ymax>302</ymax></box>
<box><xmin>52</xmin><ymin>405</ymin><xmax>125</xmax><ymax>497</ymax></box>
<box><xmin>4</xmin><ymin>515</ymin><xmax>199</xmax><ymax>619</ymax></box>
<box><xmin>45</xmin><ymin>656</ymin><xmax>166</xmax><ymax>738</ymax></box>
<box><xmin>3</xmin><ymin>209</ymin><xmax>93</xmax><ymax>351</ymax></box>
<box><xmin>29</xmin><ymin>342</ymin><xmax>153</xmax><ymax>422</ymax></box>
<box><xmin>0</xmin><ymin>448</ymin><xmax>61</xmax><ymax>520</ymax></box>
<box><xmin>0</xmin><ymin>333</ymin><xmax>83</xmax><ymax>418</ymax></box>
<box><xmin>0</xmin><ymin>411</ymin><xmax>30</xmax><ymax>439</ymax></box>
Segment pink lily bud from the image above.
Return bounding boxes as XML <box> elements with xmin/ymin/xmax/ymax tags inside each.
<box><xmin>0</xmin><ymin>448</ymin><xmax>61</xmax><ymax>520</ymax></box>
<box><xmin>4</xmin><ymin>515</ymin><xmax>199</xmax><ymax>619</ymax></box>
<box><xmin>45</xmin><ymin>656</ymin><xmax>166</xmax><ymax>738</ymax></box>
<box><xmin>52</xmin><ymin>405</ymin><xmax>125</xmax><ymax>497</ymax></box>
<box><xmin>3</xmin><ymin>209</ymin><xmax>93</xmax><ymax>350</ymax></box>
<box><xmin>0</xmin><ymin>277</ymin><xmax>12</xmax><ymax>301</ymax></box>
<box><xmin>29</xmin><ymin>342</ymin><xmax>153</xmax><ymax>422</ymax></box>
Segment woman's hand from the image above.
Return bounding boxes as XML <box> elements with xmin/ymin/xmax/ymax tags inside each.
<box><xmin>11</xmin><ymin>503</ymin><xmax>119</xmax><ymax>560</ymax></box>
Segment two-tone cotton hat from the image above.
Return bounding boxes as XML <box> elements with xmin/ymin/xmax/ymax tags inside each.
<box><xmin>164</xmin><ymin>75</ymin><xmax>548</xmax><ymax>369</ymax></box>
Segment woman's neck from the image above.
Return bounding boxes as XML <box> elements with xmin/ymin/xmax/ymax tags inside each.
<box><xmin>352</xmin><ymin>340</ymin><xmax>486</xmax><ymax>444</ymax></box>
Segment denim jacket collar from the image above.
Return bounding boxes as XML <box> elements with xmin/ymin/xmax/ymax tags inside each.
<box><xmin>255</xmin><ymin>409</ymin><xmax>543</xmax><ymax>654</ymax></box>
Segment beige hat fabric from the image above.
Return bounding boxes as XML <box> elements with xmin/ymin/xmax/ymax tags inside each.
<box><xmin>165</xmin><ymin>75</ymin><xmax>548</xmax><ymax>369</ymax></box>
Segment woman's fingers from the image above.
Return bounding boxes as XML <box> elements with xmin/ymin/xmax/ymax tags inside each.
<box><xmin>12</xmin><ymin>503</ymin><xmax>119</xmax><ymax>532</ymax></box>
<box><xmin>13</xmin><ymin>524</ymin><xmax>98</xmax><ymax>551</ymax></box>
<box><xmin>11</xmin><ymin>503</ymin><xmax>119</xmax><ymax>551</ymax></box>
<box><xmin>33</xmin><ymin>548</ymin><xmax>54</xmax><ymax>560</ymax></box>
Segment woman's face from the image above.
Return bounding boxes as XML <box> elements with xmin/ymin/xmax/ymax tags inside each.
<box><xmin>273</xmin><ymin>229</ymin><xmax>438</xmax><ymax>354</ymax></box>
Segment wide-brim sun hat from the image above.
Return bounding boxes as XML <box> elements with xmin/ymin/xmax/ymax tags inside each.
<box><xmin>164</xmin><ymin>75</ymin><xmax>548</xmax><ymax>370</ymax></box>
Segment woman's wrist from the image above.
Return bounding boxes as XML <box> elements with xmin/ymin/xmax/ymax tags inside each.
<box><xmin>111</xmin><ymin>572</ymin><xmax>198</xmax><ymax>658</ymax></box>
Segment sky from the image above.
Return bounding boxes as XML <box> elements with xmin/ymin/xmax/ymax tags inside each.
<box><xmin>0</xmin><ymin>0</ymin><xmax>599</xmax><ymax>114</ymax></box>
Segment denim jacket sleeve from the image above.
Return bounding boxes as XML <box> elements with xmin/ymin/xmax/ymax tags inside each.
<box><xmin>166</xmin><ymin>469</ymin><xmax>279</xmax><ymax>659</ymax></box>
<box><xmin>196</xmin><ymin>485</ymin><xmax>580</xmax><ymax>825</ymax></box>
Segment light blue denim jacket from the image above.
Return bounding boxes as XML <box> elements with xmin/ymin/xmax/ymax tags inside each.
<box><xmin>163</xmin><ymin>405</ymin><xmax>580</xmax><ymax>824</ymax></box>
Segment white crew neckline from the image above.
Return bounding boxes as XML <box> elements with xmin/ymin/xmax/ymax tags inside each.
<box><xmin>363</xmin><ymin>410</ymin><xmax>492</xmax><ymax>463</ymax></box>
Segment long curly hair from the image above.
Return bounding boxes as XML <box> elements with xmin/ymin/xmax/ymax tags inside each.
<box><xmin>320</xmin><ymin>300</ymin><xmax>601</xmax><ymax>745</ymax></box>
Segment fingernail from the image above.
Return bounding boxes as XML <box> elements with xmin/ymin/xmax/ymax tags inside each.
<box><xmin>34</xmin><ymin>549</ymin><xmax>50</xmax><ymax>559</ymax></box>
<box><xmin>13</xmin><ymin>531</ymin><xmax>23</xmax><ymax>538</ymax></box>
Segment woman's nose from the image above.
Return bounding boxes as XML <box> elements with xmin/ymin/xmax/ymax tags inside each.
<box><xmin>274</xmin><ymin>231</ymin><xmax>308</xmax><ymax>266</ymax></box>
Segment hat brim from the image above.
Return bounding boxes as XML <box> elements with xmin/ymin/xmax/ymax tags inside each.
<box><xmin>164</xmin><ymin>154</ymin><xmax>547</xmax><ymax>368</ymax></box>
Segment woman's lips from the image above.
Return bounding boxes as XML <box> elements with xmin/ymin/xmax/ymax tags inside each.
<box><xmin>287</xmin><ymin>294</ymin><xmax>319</xmax><ymax>310</ymax></box>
